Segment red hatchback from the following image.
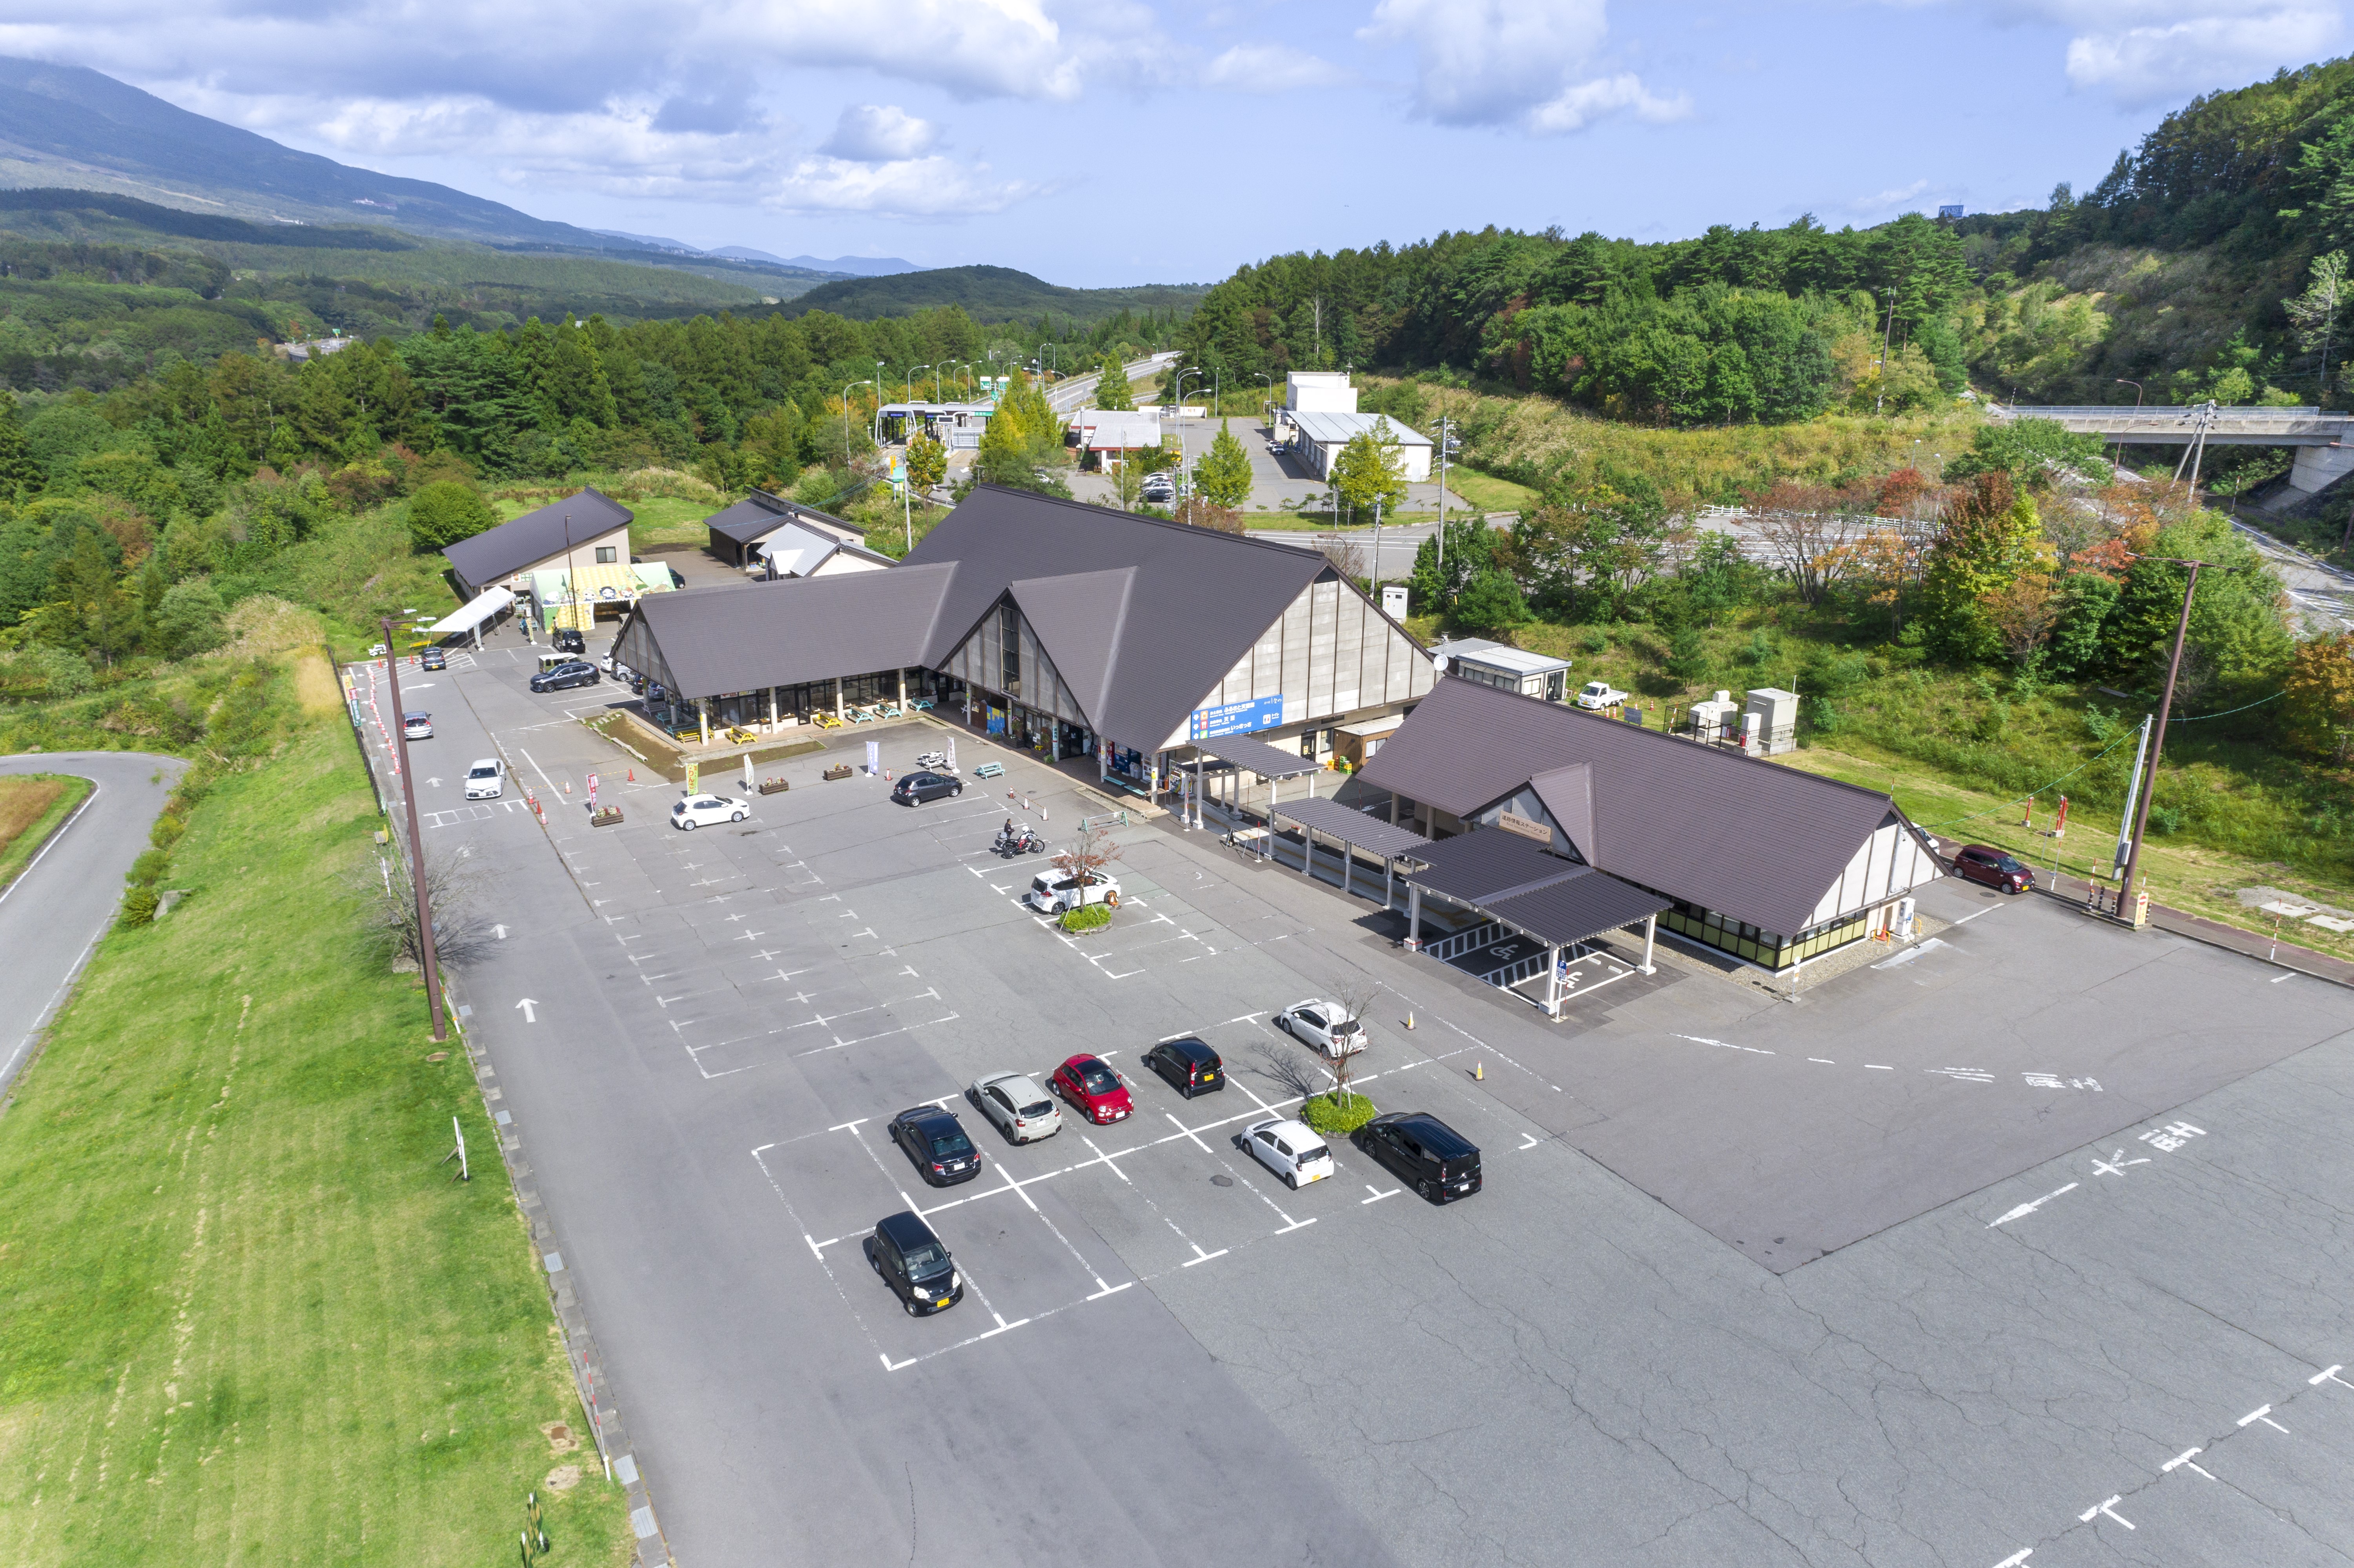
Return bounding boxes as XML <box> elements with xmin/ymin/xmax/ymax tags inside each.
<box><xmin>1951</xmin><ymin>843</ymin><xmax>2033</xmax><ymax>894</ymax></box>
<box><xmin>1051</xmin><ymin>1054</ymin><xmax>1132</xmax><ymax>1124</ymax></box>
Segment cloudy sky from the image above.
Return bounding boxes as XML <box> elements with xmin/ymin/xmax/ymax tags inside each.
<box><xmin>4</xmin><ymin>0</ymin><xmax>2344</xmax><ymax>283</ymax></box>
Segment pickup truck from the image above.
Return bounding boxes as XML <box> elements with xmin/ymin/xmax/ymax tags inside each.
<box><xmin>1573</xmin><ymin>680</ymin><xmax>1628</xmax><ymax>710</ymax></box>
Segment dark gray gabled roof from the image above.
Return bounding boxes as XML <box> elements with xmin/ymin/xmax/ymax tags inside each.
<box><xmin>1203</xmin><ymin>732</ymin><xmax>1321</xmax><ymax>780</ymax></box>
<box><xmin>1364</xmin><ymin>676</ymin><xmax>1904</xmax><ymax>938</ymax></box>
<box><xmin>1269</xmin><ymin>794</ymin><xmax>1430</xmax><ymax>859</ymax></box>
<box><xmin>1009</xmin><ymin>567</ymin><xmax>1135</xmax><ymax>723</ymax></box>
<box><xmin>1403</xmin><ymin>829</ymin><xmax>1666</xmax><ymax>947</ymax></box>
<box><xmin>1485</xmin><ymin>867</ymin><xmax>1670</xmax><ymax>948</ymax></box>
<box><xmin>614</xmin><ymin>565</ymin><xmax>953</xmax><ymax>697</ymax></box>
<box><xmin>906</xmin><ymin>486</ymin><xmax>1334</xmax><ymax>751</ymax></box>
<box><xmin>703</xmin><ymin>489</ymin><xmax>861</xmax><ymax>548</ymax></box>
<box><xmin>442</xmin><ymin>488</ymin><xmax>632</xmax><ymax>591</ymax></box>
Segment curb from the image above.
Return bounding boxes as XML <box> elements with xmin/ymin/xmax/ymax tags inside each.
<box><xmin>455</xmin><ymin>1016</ymin><xmax>674</xmax><ymax>1566</ymax></box>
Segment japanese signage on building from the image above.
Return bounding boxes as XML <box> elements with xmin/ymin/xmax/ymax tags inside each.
<box><xmin>1189</xmin><ymin>694</ymin><xmax>1285</xmax><ymax>740</ymax></box>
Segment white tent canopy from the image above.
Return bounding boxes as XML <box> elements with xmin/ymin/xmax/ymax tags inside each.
<box><xmin>428</xmin><ymin>585</ymin><xmax>514</xmax><ymax>637</ymax></box>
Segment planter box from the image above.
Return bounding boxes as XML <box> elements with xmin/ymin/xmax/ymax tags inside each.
<box><xmin>758</xmin><ymin>779</ymin><xmax>791</xmax><ymax>795</ymax></box>
<box><xmin>822</xmin><ymin>764</ymin><xmax>854</xmax><ymax>781</ymax></box>
<box><xmin>590</xmin><ymin>807</ymin><xmax>624</xmax><ymax>827</ymax></box>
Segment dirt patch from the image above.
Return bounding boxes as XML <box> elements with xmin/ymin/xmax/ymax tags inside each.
<box><xmin>291</xmin><ymin>650</ymin><xmax>340</xmax><ymax>716</ymax></box>
<box><xmin>543</xmin><ymin>1463</ymin><xmax>583</xmax><ymax>1492</ymax></box>
<box><xmin>0</xmin><ymin>776</ymin><xmax>69</xmax><ymax>855</ymax></box>
<box><xmin>541</xmin><ymin>1420</ymin><xmax>579</xmax><ymax>1453</ymax></box>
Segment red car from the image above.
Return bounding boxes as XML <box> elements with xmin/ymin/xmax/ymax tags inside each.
<box><xmin>1951</xmin><ymin>843</ymin><xmax>2033</xmax><ymax>894</ymax></box>
<box><xmin>1051</xmin><ymin>1054</ymin><xmax>1132</xmax><ymax>1124</ymax></box>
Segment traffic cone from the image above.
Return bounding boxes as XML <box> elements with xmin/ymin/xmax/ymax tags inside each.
<box><xmin>1406</xmin><ymin>1011</ymin><xmax>1415</xmax><ymax>1030</ymax></box>
<box><xmin>1473</xmin><ymin>1061</ymin><xmax>1484</xmax><ymax>1080</ymax></box>
<box><xmin>563</xmin><ymin>781</ymin><xmax>571</xmax><ymax>794</ymax></box>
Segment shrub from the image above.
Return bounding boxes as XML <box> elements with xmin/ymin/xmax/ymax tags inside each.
<box><xmin>1059</xmin><ymin>903</ymin><xmax>1112</xmax><ymax>933</ymax></box>
<box><xmin>1299</xmin><ymin>1091</ymin><xmax>1379</xmax><ymax>1136</ymax></box>
<box><xmin>126</xmin><ymin>849</ymin><xmax>171</xmax><ymax>887</ymax></box>
<box><xmin>406</xmin><ymin>481</ymin><xmax>498</xmax><ymax>552</ymax></box>
<box><xmin>117</xmin><ymin>887</ymin><xmax>159</xmax><ymax>928</ymax></box>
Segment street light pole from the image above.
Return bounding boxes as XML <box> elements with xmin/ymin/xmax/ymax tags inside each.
<box><xmin>2114</xmin><ymin>557</ymin><xmax>2214</xmax><ymax>923</ymax></box>
<box><xmin>380</xmin><ymin>618</ymin><xmax>448</xmax><ymax>1042</ymax></box>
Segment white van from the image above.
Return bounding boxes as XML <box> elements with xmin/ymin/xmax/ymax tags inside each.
<box><xmin>1024</xmin><ymin>871</ymin><xmax>1122</xmax><ymax>915</ymax></box>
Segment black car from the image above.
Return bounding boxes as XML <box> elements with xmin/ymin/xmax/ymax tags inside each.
<box><xmin>529</xmin><ymin>660</ymin><xmax>599</xmax><ymax>693</ymax></box>
<box><xmin>1951</xmin><ymin>843</ymin><xmax>2033</xmax><ymax>894</ymax></box>
<box><xmin>867</xmin><ymin>1211</ymin><xmax>963</xmax><ymax>1317</ymax></box>
<box><xmin>892</xmin><ymin>770</ymin><xmax>964</xmax><ymax>807</ymax></box>
<box><xmin>1142</xmin><ymin>1036</ymin><xmax>1223</xmax><ymax>1099</ymax></box>
<box><xmin>1354</xmin><ymin>1112</ymin><xmax>1482</xmax><ymax>1204</ymax></box>
<box><xmin>552</xmin><ymin>627</ymin><xmax>586</xmax><ymax>654</ymax></box>
<box><xmin>888</xmin><ymin>1105</ymin><xmax>983</xmax><ymax>1186</ymax></box>
<box><xmin>418</xmin><ymin>646</ymin><xmax>448</xmax><ymax>671</ymax></box>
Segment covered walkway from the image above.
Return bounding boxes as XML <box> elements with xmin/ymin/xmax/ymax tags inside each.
<box><xmin>1268</xmin><ymin>794</ymin><xmax>1428</xmax><ymax>908</ymax></box>
<box><xmin>1404</xmin><ymin>830</ymin><xmax>1669</xmax><ymax>1018</ymax></box>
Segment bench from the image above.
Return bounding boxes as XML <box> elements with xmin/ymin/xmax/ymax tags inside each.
<box><xmin>973</xmin><ymin>761</ymin><xmax>1004</xmax><ymax>780</ymax></box>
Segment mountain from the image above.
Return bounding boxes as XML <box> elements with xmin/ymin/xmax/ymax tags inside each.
<box><xmin>591</xmin><ymin>228</ymin><xmax>707</xmax><ymax>255</ymax></box>
<box><xmin>781</xmin><ymin>263</ymin><xmax>1204</xmax><ymax>323</ymax></box>
<box><xmin>0</xmin><ymin>55</ymin><xmax>657</xmax><ymax>251</ymax></box>
<box><xmin>761</xmin><ymin>251</ymin><xmax>921</xmax><ymax>276</ymax></box>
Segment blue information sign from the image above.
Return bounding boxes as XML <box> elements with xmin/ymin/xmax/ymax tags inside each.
<box><xmin>1190</xmin><ymin>694</ymin><xmax>1285</xmax><ymax>740</ymax></box>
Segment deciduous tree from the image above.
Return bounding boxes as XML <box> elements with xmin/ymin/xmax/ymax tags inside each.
<box><xmin>1193</xmin><ymin>419</ymin><xmax>1254</xmax><ymax>508</ymax></box>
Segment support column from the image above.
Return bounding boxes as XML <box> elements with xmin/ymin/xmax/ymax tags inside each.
<box><xmin>1407</xmin><ymin>883</ymin><xmax>1422</xmax><ymax>947</ymax></box>
<box><xmin>1384</xmin><ymin>856</ymin><xmax>1394</xmax><ymax>910</ymax></box>
<box><xmin>1341</xmin><ymin>839</ymin><xmax>1353</xmax><ymax>898</ymax></box>
<box><xmin>767</xmin><ymin>686</ymin><xmax>777</xmax><ymax>732</ymax></box>
<box><xmin>1389</xmin><ymin>794</ymin><xmax>1399</xmax><ymax>825</ymax></box>
<box><xmin>1641</xmin><ymin>913</ymin><xmax>1657</xmax><ymax>974</ymax></box>
<box><xmin>834</xmin><ymin>677</ymin><xmax>844</xmax><ymax>720</ymax></box>
<box><xmin>897</xmin><ymin>668</ymin><xmax>907</xmax><ymax>708</ymax></box>
<box><xmin>1301</xmin><ymin>825</ymin><xmax>1314</xmax><ymax>881</ymax></box>
<box><xmin>1545</xmin><ymin>944</ymin><xmax>1562</xmax><ymax>1018</ymax></box>
<box><xmin>698</xmin><ymin>697</ymin><xmax>710</xmax><ymax>746</ymax></box>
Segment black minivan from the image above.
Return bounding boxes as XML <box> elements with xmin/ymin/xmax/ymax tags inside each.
<box><xmin>1355</xmin><ymin>1112</ymin><xmax>1482</xmax><ymax>1204</ymax></box>
<box><xmin>1142</xmin><ymin>1036</ymin><xmax>1223</xmax><ymax>1099</ymax></box>
<box><xmin>868</xmin><ymin>1211</ymin><xmax>964</xmax><ymax>1317</ymax></box>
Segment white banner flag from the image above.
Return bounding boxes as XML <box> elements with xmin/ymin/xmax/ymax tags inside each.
<box><xmin>865</xmin><ymin>740</ymin><xmax>881</xmax><ymax>776</ymax></box>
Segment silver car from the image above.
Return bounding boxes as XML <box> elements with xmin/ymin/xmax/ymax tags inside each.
<box><xmin>967</xmin><ymin>1071</ymin><xmax>1062</xmax><ymax>1144</ymax></box>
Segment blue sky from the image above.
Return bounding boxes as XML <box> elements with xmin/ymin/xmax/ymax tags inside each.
<box><xmin>7</xmin><ymin>0</ymin><xmax>2345</xmax><ymax>284</ymax></box>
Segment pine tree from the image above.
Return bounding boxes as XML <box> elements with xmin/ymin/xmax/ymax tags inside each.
<box><xmin>0</xmin><ymin>392</ymin><xmax>40</xmax><ymax>502</ymax></box>
<box><xmin>1193</xmin><ymin>419</ymin><xmax>1253</xmax><ymax>508</ymax></box>
<box><xmin>1095</xmin><ymin>354</ymin><xmax>1135</xmax><ymax>411</ymax></box>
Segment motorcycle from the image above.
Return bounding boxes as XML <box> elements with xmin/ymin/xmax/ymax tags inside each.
<box><xmin>994</xmin><ymin>823</ymin><xmax>1046</xmax><ymax>856</ymax></box>
<box><xmin>915</xmin><ymin>750</ymin><xmax>953</xmax><ymax>772</ymax></box>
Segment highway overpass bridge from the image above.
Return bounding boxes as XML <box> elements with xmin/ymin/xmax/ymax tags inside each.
<box><xmin>1990</xmin><ymin>402</ymin><xmax>2354</xmax><ymax>494</ymax></box>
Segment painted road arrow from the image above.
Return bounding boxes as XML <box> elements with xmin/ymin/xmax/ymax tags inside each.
<box><xmin>515</xmin><ymin>998</ymin><xmax>539</xmax><ymax>1023</ymax></box>
<box><xmin>494</xmin><ymin>924</ymin><xmax>507</xmax><ymax>940</ymax></box>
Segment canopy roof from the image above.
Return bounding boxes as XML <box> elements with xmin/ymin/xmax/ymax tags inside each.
<box><xmin>1269</xmin><ymin>794</ymin><xmax>1431</xmax><ymax>859</ymax></box>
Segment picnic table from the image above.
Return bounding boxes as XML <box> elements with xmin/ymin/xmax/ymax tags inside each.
<box><xmin>973</xmin><ymin>761</ymin><xmax>1004</xmax><ymax>780</ymax></box>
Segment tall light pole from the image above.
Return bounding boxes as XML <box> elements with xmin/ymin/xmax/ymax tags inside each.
<box><xmin>1435</xmin><ymin>415</ymin><xmax>1458</xmax><ymax>590</ymax></box>
<box><xmin>1172</xmin><ymin>369</ymin><xmax>1201</xmax><ymax>506</ymax></box>
<box><xmin>907</xmin><ymin>364</ymin><xmax>931</xmax><ymax>410</ymax></box>
<box><xmin>381</xmin><ymin>618</ymin><xmax>447</xmax><ymax>1042</ymax></box>
<box><xmin>2113</xmin><ymin>556</ymin><xmax>2215</xmax><ymax>923</ymax></box>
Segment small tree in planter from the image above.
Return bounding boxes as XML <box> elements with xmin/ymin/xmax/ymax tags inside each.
<box><xmin>1301</xmin><ymin>976</ymin><xmax>1383</xmax><ymax>1135</ymax></box>
<box><xmin>1051</xmin><ymin>820</ymin><xmax>1123</xmax><ymax>906</ymax></box>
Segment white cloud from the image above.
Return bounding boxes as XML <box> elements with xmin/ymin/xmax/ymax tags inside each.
<box><xmin>1880</xmin><ymin>0</ymin><xmax>2345</xmax><ymax>106</ymax></box>
<box><xmin>1359</xmin><ymin>0</ymin><xmax>1681</xmax><ymax>134</ymax></box>
<box><xmin>1202</xmin><ymin>44</ymin><xmax>1350</xmax><ymax>92</ymax></box>
<box><xmin>821</xmin><ymin>105</ymin><xmax>942</xmax><ymax>162</ymax></box>
<box><xmin>767</xmin><ymin>155</ymin><xmax>1040</xmax><ymax>216</ymax></box>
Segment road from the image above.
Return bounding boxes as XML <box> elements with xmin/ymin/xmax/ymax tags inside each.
<box><xmin>1046</xmin><ymin>350</ymin><xmax>1179</xmax><ymax>416</ymax></box>
<box><xmin>362</xmin><ymin>632</ymin><xmax>2354</xmax><ymax>1568</ymax></box>
<box><xmin>0</xmin><ymin>751</ymin><xmax>184</xmax><ymax>1097</ymax></box>
<box><xmin>2231</xmin><ymin>516</ymin><xmax>2354</xmax><ymax>634</ymax></box>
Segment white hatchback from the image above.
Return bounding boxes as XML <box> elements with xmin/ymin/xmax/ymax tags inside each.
<box><xmin>1275</xmin><ymin>998</ymin><xmax>1365</xmax><ymax>1056</ymax></box>
<box><xmin>463</xmin><ymin>758</ymin><xmax>505</xmax><ymax>799</ymax></box>
<box><xmin>1240</xmin><ymin>1116</ymin><xmax>1335</xmax><ymax>1189</ymax></box>
<box><xmin>670</xmin><ymin>794</ymin><xmax>749</xmax><ymax>830</ymax></box>
<box><xmin>967</xmin><ymin>1071</ymin><xmax>1062</xmax><ymax>1144</ymax></box>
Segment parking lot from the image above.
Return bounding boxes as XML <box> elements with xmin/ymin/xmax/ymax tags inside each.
<box><xmin>360</xmin><ymin>633</ymin><xmax>2354</xmax><ymax>1567</ymax></box>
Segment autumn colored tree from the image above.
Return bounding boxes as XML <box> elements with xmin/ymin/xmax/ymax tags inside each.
<box><xmin>2282</xmin><ymin>632</ymin><xmax>2354</xmax><ymax>762</ymax></box>
<box><xmin>1917</xmin><ymin>473</ymin><xmax>2044</xmax><ymax>663</ymax></box>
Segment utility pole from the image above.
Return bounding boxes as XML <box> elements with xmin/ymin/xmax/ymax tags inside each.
<box><xmin>1873</xmin><ymin>295</ymin><xmax>1897</xmax><ymax>416</ymax></box>
<box><xmin>2113</xmin><ymin>558</ymin><xmax>2212</xmax><ymax>924</ymax></box>
<box><xmin>381</xmin><ymin>619</ymin><xmax>448</xmax><ymax>1042</ymax></box>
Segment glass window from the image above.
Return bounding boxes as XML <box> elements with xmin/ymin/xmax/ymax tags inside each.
<box><xmin>998</xmin><ymin>603</ymin><xmax>1022</xmax><ymax>699</ymax></box>
<box><xmin>595</xmin><ymin>545</ymin><xmax>617</xmax><ymax>563</ymax></box>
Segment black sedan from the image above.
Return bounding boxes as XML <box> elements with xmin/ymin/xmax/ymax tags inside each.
<box><xmin>892</xmin><ymin>770</ymin><xmax>963</xmax><ymax>806</ymax></box>
<box><xmin>1142</xmin><ymin>1036</ymin><xmax>1223</xmax><ymax>1099</ymax></box>
<box><xmin>529</xmin><ymin>660</ymin><xmax>600</xmax><ymax>693</ymax></box>
<box><xmin>419</xmin><ymin>646</ymin><xmax>448</xmax><ymax>670</ymax></box>
<box><xmin>888</xmin><ymin>1105</ymin><xmax>983</xmax><ymax>1186</ymax></box>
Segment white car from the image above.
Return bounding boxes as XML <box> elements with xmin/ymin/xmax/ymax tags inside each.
<box><xmin>1275</xmin><ymin>998</ymin><xmax>1365</xmax><ymax>1056</ymax></box>
<box><xmin>967</xmin><ymin>1072</ymin><xmax>1062</xmax><ymax>1144</ymax></box>
<box><xmin>670</xmin><ymin>794</ymin><xmax>749</xmax><ymax>830</ymax></box>
<box><xmin>463</xmin><ymin>758</ymin><xmax>505</xmax><ymax>799</ymax></box>
<box><xmin>403</xmin><ymin>711</ymin><xmax>433</xmax><ymax>740</ymax></box>
<box><xmin>1023</xmin><ymin>870</ymin><xmax>1121</xmax><ymax>915</ymax></box>
<box><xmin>1574</xmin><ymin>680</ymin><xmax>1628</xmax><ymax>710</ymax></box>
<box><xmin>1240</xmin><ymin>1116</ymin><xmax>1336</xmax><ymax>1190</ymax></box>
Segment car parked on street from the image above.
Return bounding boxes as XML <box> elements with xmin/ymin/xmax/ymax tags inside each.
<box><xmin>967</xmin><ymin>1072</ymin><xmax>1062</xmax><ymax>1144</ymax></box>
<box><xmin>1240</xmin><ymin>1116</ymin><xmax>1334</xmax><ymax>1189</ymax></box>
<box><xmin>893</xmin><ymin>770</ymin><xmax>964</xmax><ymax>807</ymax></box>
<box><xmin>419</xmin><ymin>647</ymin><xmax>447</xmax><ymax>671</ymax></box>
<box><xmin>1275</xmin><ymin>999</ymin><xmax>1365</xmax><ymax>1056</ymax></box>
<box><xmin>529</xmin><ymin>659</ymin><xmax>599</xmax><ymax>693</ymax></box>
<box><xmin>887</xmin><ymin>1105</ymin><xmax>983</xmax><ymax>1186</ymax></box>
<box><xmin>1951</xmin><ymin>843</ymin><xmax>2034</xmax><ymax>894</ymax></box>
<box><xmin>1051</xmin><ymin>1053</ymin><xmax>1131</xmax><ymax>1124</ymax></box>
<box><xmin>1354</xmin><ymin>1112</ymin><xmax>1482</xmax><ymax>1204</ymax></box>
<box><xmin>867</xmin><ymin>1211</ymin><xmax>963</xmax><ymax>1317</ymax></box>
<box><xmin>403</xmin><ymin>712</ymin><xmax>433</xmax><ymax>740</ymax></box>
<box><xmin>1141</xmin><ymin>1037</ymin><xmax>1223</xmax><ymax>1099</ymax></box>
<box><xmin>670</xmin><ymin>794</ymin><xmax>748</xmax><ymax>830</ymax></box>
<box><xmin>463</xmin><ymin>758</ymin><xmax>505</xmax><ymax>799</ymax></box>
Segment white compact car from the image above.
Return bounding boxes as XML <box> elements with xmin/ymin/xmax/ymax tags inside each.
<box><xmin>967</xmin><ymin>1071</ymin><xmax>1063</xmax><ymax>1144</ymax></box>
<box><xmin>1240</xmin><ymin>1116</ymin><xmax>1336</xmax><ymax>1190</ymax></box>
<box><xmin>1275</xmin><ymin>998</ymin><xmax>1365</xmax><ymax>1056</ymax></box>
<box><xmin>463</xmin><ymin>758</ymin><xmax>505</xmax><ymax>799</ymax></box>
<box><xmin>1023</xmin><ymin>871</ymin><xmax>1121</xmax><ymax>915</ymax></box>
<box><xmin>670</xmin><ymin>794</ymin><xmax>749</xmax><ymax>830</ymax></box>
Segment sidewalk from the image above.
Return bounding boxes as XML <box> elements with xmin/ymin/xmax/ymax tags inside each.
<box><xmin>2035</xmin><ymin>868</ymin><xmax>2354</xmax><ymax>989</ymax></box>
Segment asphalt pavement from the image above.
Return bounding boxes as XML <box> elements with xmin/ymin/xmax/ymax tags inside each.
<box><xmin>0</xmin><ymin>750</ymin><xmax>184</xmax><ymax>1097</ymax></box>
<box><xmin>362</xmin><ymin>635</ymin><xmax>2354</xmax><ymax>1567</ymax></box>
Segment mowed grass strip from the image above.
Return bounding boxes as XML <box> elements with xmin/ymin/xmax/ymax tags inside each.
<box><xmin>0</xmin><ymin>774</ymin><xmax>91</xmax><ymax>892</ymax></box>
<box><xmin>0</xmin><ymin>722</ymin><xmax>632</xmax><ymax>1567</ymax></box>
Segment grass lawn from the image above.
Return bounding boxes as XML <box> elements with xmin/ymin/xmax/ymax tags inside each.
<box><xmin>490</xmin><ymin>493</ymin><xmax>715</xmax><ymax>554</ymax></box>
<box><xmin>0</xmin><ymin>720</ymin><xmax>632</xmax><ymax>1567</ymax></box>
<box><xmin>0</xmin><ymin>774</ymin><xmax>93</xmax><ymax>893</ymax></box>
<box><xmin>1447</xmin><ymin>468</ymin><xmax>1540</xmax><ymax>513</ymax></box>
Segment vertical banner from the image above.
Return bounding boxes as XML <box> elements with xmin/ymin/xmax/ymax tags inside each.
<box><xmin>865</xmin><ymin>740</ymin><xmax>880</xmax><ymax>776</ymax></box>
<box><xmin>685</xmin><ymin>760</ymin><xmax>700</xmax><ymax>796</ymax></box>
<box><xmin>947</xmin><ymin>738</ymin><xmax>957</xmax><ymax>772</ymax></box>
<box><xmin>586</xmin><ymin>772</ymin><xmax>599</xmax><ymax>808</ymax></box>
<box><xmin>742</xmin><ymin>752</ymin><xmax>753</xmax><ymax>791</ymax></box>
